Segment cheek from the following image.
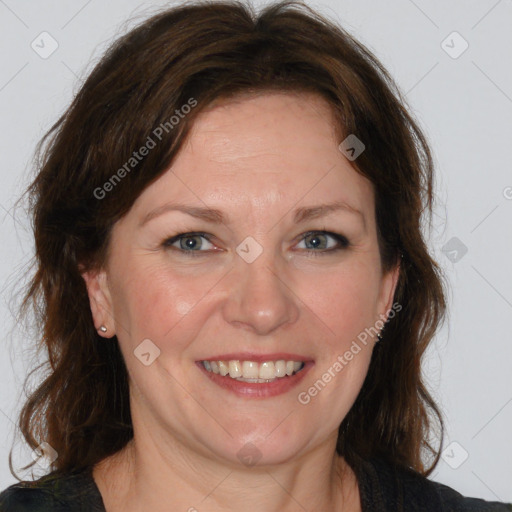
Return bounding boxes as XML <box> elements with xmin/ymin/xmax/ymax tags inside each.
<box><xmin>302</xmin><ymin>261</ymin><xmax>381</xmax><ymax>346</ymax></box>
<box><xmin>295</xmin><ymin>263</ymin><xmax>380</xmax><ymax>423</ymax></box>
<box><xmin>110</xmin><ymin>258</ymin><xmax>216</xmax><ymax>346</ymax></box>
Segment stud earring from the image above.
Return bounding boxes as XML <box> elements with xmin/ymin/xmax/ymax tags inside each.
<box><xmin>376</xmin><ymin>329</ymin><xmax>383</xmax><ymax>342</ymax></box>
<box><xmin>99</xmin><ymin>325</ymin><xmax>107</xmax><ymax>333</ymax></box>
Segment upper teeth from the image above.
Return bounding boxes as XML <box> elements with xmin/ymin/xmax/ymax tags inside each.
<box><xmin>202</xmin><ymin>360</ymin><xmax>304</xmax><ymax>380</ymax></box>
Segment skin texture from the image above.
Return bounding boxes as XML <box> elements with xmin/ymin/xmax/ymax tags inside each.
<box><xmin>83</xmin><ymin>92</ymin><xmax>400</xmax><ymax>512</ymax></box>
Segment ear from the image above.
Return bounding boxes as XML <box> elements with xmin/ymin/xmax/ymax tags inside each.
<box><xmin>81</xmin><ymin>267</ymin><xmax>115</xmax><ymax>338</ymax></box>
<box><xmin>376</xmin><ymin>261</ymin><xmax>401</xmax><ymax>322</ymax></box>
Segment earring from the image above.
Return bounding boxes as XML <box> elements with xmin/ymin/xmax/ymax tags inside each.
<box><xmin>99</xmin><ymin>325</ymin><xmax>107</xmax><ymax>333</ymax></box>
<box><xmin>376</xmin><ymin>329</ymin><xmax>383</xmax><ymax>342</ymax></box>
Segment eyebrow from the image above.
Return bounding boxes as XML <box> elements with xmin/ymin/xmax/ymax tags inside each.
<box><xmin>140</xmin><ymin>200</ymin><xmax>364</xmax><ymax>227</ymax></box>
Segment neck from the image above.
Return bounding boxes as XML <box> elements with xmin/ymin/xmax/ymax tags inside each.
<box><xmin>92</xmin><ymin>435</ymin><xmax>360</xmax><ymax>512</ymax></box>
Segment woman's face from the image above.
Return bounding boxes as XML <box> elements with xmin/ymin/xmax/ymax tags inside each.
<box><xmin>85</xmin><ymin>92</ymin><xmax>399</xmax><ymax>467</ymax></box>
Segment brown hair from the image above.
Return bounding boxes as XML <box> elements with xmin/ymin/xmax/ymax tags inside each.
<box><xmin>10</xmin><ymin>0</ymin><xmax>446</xmax><ymax>481</ymax></box>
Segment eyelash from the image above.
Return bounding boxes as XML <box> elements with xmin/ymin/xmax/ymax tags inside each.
<box><xmin>161</xmin><ymin>231</ymin><xmax>350</xmax><ymax>258</ymax></box>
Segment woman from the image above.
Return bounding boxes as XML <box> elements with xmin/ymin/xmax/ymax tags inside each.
<box><xmin>0</xmin><ymin>1</ymin><xmax>510</xmax><ymax>510</ymax></box>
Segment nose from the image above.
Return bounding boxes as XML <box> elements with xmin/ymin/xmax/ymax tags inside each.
<box><xmin>222</xmin><ymin>249</ymin><xmax>300</xmax><ymax>336</ymax></box>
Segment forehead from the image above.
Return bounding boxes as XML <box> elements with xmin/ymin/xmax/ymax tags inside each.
<box><xmin>186</xmin><ymin>91</ymin><xmax>341</xmax><ymax>162</ymax></box>
<box><xmin>130</xmin><ymin>92</ymin><xmax>375</xmax><ymax>224</ymax></box>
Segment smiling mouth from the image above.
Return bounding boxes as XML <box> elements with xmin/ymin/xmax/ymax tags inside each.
<box><xmin>200</xmin><ymin>359</ymin><xmax>305</xmax><ymax>383</ymax></box>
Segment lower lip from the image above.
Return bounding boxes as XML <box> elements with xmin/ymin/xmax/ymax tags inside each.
<box><xmin>196</xmin><ymin>361</ymin><xmax>314</xmax><ymax>398</ymax></box>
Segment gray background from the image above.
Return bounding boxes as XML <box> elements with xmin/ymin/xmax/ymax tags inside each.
<box><xmin>1</xmin><ymin>0</ymin><xmax>511</xmax><ymax>502</ymax></box>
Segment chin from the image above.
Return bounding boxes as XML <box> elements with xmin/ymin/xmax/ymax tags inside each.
<box><xmin>203</xmin><ymin>430</ymin><xmax>314</xmax><ymax>469</ymax></box>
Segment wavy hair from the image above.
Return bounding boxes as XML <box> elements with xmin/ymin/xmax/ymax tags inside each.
<box><xmin>9</xmin><ymin>0</ymin><xmax>446</xmax><ymax>481</ymax></box>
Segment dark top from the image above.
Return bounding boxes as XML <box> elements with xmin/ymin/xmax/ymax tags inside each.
<box><xmin>0</xmin><ymin>458</ymin><xmax>511</xmax><ymax>511</ymax></box>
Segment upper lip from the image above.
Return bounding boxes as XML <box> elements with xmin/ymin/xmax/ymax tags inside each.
<box><xmin>197</xmin><ymin>352</ymin><xmax>314</xmax><ymax>363</ymax></box>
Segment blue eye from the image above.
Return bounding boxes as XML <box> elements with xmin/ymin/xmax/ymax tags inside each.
<box><xmin>296</xmin><ymin>231</ymin><xmax>350</xmax><ymax>255</ymax></box>
<box><xmin>162</xmin><ymin>230</ymin><xmax>349</xmax><ymax>257</ymax></box>
<box><xmin>163</xmin><ymin>232</ymin><xmax>215</xmax><ymax>256</ymax></box>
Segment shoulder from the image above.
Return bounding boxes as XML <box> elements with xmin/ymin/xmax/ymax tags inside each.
<box><xmin>0</xmin><ymin>467</ymin><xmax>105</xmax><ymax>511</ymax></box>
<box><xmin>430</xmin><ymin>479</ymin><xmax>512</xmax><ymax>512</ymax></box>
<box><xmin>0</xmin><ymin>483</ymin><xmax>55</xmax><ymax>511</ymax></box>
<box><xmin>359</xmin><ymin>458</ymin><xmax>512</xmax><ymax>511</ymax></box>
